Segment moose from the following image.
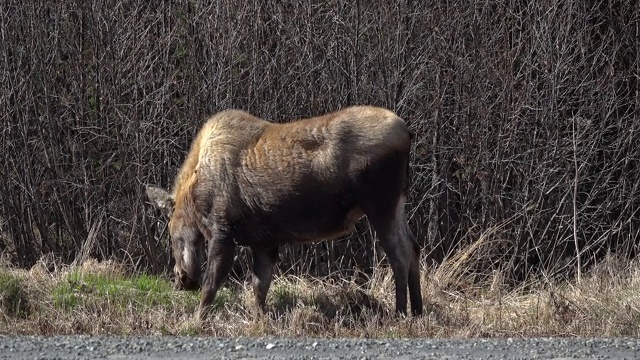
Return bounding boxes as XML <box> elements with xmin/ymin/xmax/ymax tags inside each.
<box><xmin>146</xmin><ymin>106</ymin><xmax>423</xmax><ymax>318</ymax></box>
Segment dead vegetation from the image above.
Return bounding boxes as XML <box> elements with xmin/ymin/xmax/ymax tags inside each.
<box><xmin>1</xmin><ymin>253</ymin><xmax>638</xmax><ymax>337</ymax></box>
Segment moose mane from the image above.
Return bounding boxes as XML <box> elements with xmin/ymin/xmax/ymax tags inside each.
<box><xmin>170</xmin><ymin>111</ymin><xmax>267</xmax><ymax>205</ymax></box>
<box><xmin>171</xmin><ymin>122</ymin><xmax>208</xmax><ymax>200</ymax></box>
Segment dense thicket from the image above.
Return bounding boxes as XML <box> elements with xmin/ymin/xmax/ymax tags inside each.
<box><xmin>1</xmin><ymin>0</ymin><xmax>638</xmax><ymax>283</ymax></box>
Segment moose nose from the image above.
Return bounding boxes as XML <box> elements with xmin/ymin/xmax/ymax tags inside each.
<box><xmin>176</xmin><ymin>273</ymin><xmax>200</xmax><ymax>290</ymax></box>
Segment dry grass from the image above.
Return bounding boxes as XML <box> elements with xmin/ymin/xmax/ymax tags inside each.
<box><xmin>1</xmin><ymin>254</ymin><xmax>639</xmax><ymax>337</ymax></box>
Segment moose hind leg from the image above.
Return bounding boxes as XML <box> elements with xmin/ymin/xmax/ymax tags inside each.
<box><xmin>365</xmin><ymin>196</ymin><xmax>420</xmax><ymax>315</ymax></box>
<box><xmin>406</xmin><ymin>227</ymin><xmax>423</xmax><ymax>316</ymax></box>
<box><xmin>251</xmin><ymin>245</ymin><xmax>279</xmax><ymax>312</ymax></box>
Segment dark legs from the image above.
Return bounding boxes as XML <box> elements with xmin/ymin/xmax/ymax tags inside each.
<box><xmin>198</xmin><ymin>238</ymin><xmax>279</xmax><ymax>319</ymax></box>
<box><xmin>195</xmin><ymin>202</ymin><xmax>421</xmax><ymax>318</ymax></box>
<box><xmin>251</xmin><ymin>245</ymin><xmax>279</xmax><ymax>311</ymax></box>
<box><xmin>364</xmin><ymin>197</ymin><xmax>423</xmax><ymax>316</ymax></box>
<box><xmin>407</xmin><ymin>230</ymin><xmax>423</xmax><ymax>316</ymax></box>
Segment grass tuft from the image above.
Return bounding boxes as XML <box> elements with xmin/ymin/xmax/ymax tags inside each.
<box><xmin>0</xmin><ymin>268</ymin><xmax>29</xmax><ymax>318</ymax></box>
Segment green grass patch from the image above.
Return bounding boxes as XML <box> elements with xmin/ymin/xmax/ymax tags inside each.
<box><xmin>271</xmin><ymin>283</ymin><xmax>299</xmax><ymax>311</ymax></box>
<box><xmin>52</xmin><ymin>269</ymin><xmax>198</xmax><ymax>312</ymax></box>
<box><xmin>0</xmin><ymin>268</ymin><xmax>29</xmax><ymax>317</ymax></box>
<box><xmin>210</xmin><ymin>286</ymin><xmax>236</xmax><ymax>310</ymax></box>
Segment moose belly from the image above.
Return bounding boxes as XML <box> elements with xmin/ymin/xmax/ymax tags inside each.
<box><xmin>237</xmin><ymin>174</ymin><xmax>366</xmax><ymax>244</ymax></box>
<box><xmin>283</xmin><ymin>206</ymin><xmax>365</xmax><ymax>242</ymax></box>
<box><xmin>261</xmin><ymin>187</ymin><xmax>365</xmax><ymax>243</ymax></box>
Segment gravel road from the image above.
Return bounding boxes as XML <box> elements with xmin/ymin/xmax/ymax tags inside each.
<box><xmin>1</xmin><ymin>336</ymin><xmax>639</xmax><ymax>359</ymax></box>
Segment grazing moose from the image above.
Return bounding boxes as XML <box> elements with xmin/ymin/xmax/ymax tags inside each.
<box><xmin>146</xmin><ymin>106</ymin><xmax>422</xmax><ymax>319</ymax></box>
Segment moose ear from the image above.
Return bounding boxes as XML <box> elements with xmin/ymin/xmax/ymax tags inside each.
<box><xmin>145</xmin><ymin>185</ymin><xmax>174</xmax><ymax>213</ymax></box>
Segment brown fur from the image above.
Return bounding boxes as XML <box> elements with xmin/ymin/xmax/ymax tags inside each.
<box><xmin>147</xmin><ymin>106</ymin><xmax>423</xmax><ymax>318</ymax></box>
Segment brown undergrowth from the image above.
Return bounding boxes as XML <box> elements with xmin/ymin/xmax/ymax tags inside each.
<box><xmin>1</xmin><ymin>254</ymin><xmax>639</xmax><ymax>337</ymax></box>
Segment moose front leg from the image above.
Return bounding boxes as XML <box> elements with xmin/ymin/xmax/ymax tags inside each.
<box><xmin>198</xmin><ymin>231</ymin><xmax>236</xmax><ymax>321</ymax></box>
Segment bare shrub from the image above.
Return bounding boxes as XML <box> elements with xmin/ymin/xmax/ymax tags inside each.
<box><xmin>0</xmin><ymin>0</ymin><xmax>638</xmax><ymax>287</ymax></box>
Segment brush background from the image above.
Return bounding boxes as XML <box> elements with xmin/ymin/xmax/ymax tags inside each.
<box><xmin>1</xmin><ymin>0</ymin><xmax>638</xmax><ymax>286</ymax></box>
